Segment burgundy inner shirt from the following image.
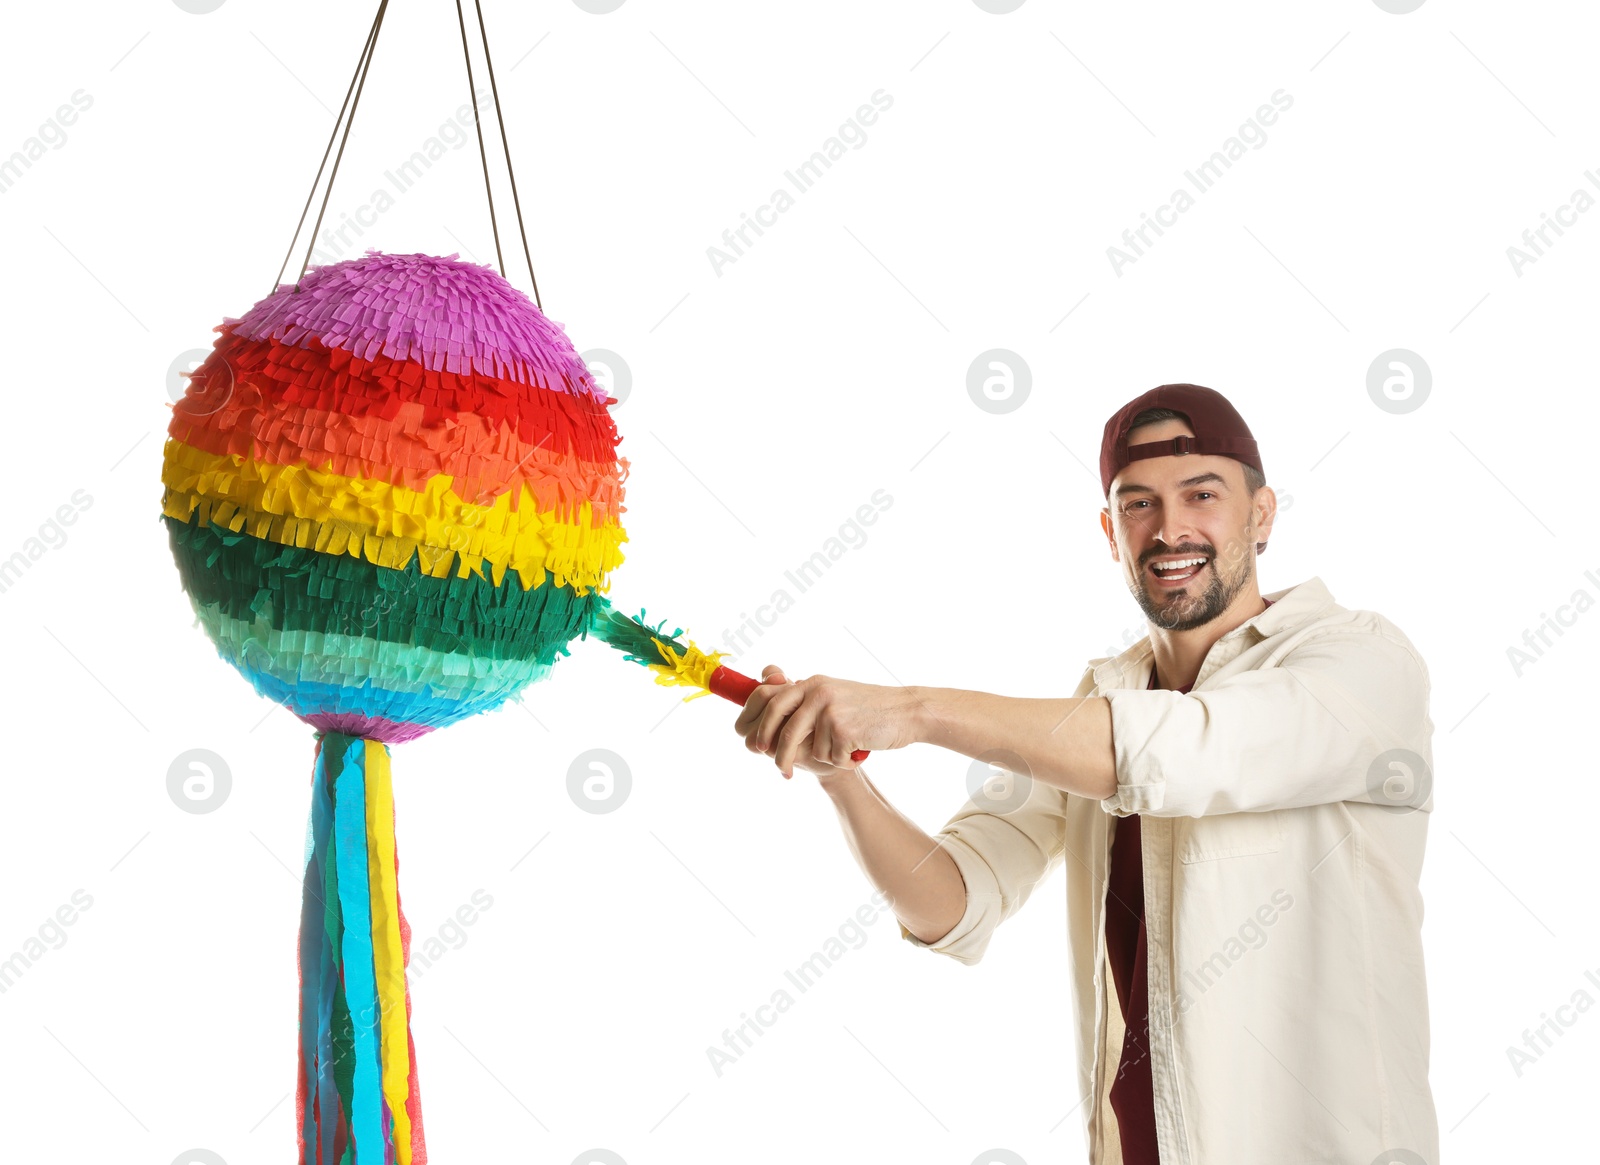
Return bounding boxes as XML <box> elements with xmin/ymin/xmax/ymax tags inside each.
<box><xmin>1104</xmin><ymin>599</ymin><xmax>1273</xmax><ymax>1163</ymax></box>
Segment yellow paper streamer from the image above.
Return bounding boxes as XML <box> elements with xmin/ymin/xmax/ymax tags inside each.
<box><xmin>646</xmin><ymin>635</ymin><xmax>730</xmax><ymax>702</ymax></box>
<box><xmin>363</xmin><ymin>742</ymin><xmax>414</xmax><ymax>1165</ymax></box>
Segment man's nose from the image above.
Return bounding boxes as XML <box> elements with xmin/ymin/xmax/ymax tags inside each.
<box><xmin>1149</xmin><ymin>516</ymin><xmax>1200</xmax><ymax>554</ymax></box>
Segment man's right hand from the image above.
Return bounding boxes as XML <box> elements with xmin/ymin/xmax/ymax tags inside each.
<box><xmin>746</xmin><ymin>664</ymin><xmax>865</xmax><ymax>785</ymax></box>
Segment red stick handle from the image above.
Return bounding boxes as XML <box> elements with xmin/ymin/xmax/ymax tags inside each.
<box><xmin>707</xmin><ymin>665</ymin><xmax>870</xmax><ymax>764</ymax></box>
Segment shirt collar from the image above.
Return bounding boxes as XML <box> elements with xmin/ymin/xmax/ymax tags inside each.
<box><xmin>1087</xmin><ymin>576</ymin><xmax>1337</xmax><ymax>690</ymax></box>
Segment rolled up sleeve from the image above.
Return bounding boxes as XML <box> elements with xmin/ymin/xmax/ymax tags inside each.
<box><xmin>1101</xmin><ymin>626</ymin><xmax>1433</xmax><ymax>818</ymax></box>
<box><xmin>898</xmin><ymin>777</ymin><xmax>1069</xmax><ymax>965</ymax></box>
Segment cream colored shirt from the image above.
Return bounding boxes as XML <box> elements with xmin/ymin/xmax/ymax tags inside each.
<box><xmin>899</xmin><ymin>576</ymin><xmax>1438</xmax><ymax>1164</ymax></box>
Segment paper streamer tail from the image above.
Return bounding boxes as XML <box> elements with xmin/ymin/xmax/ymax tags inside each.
<box><xmin>296</xmin><ymin>733</ymin><xmax>427</xmax><ymax>1165</ymax></box>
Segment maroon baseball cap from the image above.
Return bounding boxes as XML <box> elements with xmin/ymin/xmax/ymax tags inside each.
<box><xmin>1099</xmin><ymin>383</ymin><xmax>1263</xmax><ymax>499</ymax></box>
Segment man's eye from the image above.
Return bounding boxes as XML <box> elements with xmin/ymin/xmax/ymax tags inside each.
<box><xmin>1194</xmin><ymin>492</ymin><xmax>1215</xmax><ymax>500</ymax></box>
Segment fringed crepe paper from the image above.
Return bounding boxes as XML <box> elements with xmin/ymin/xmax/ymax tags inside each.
<box><xmin>161</xmin><ymin>251</ymin><xmax>627</xmax><ymax>1163</ymax></box>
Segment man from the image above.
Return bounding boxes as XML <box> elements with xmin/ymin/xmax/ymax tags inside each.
<box><xmin>733</xmin><ymin>384</ymin><xmax>1439</xmax><ymax>1164</ymax></box>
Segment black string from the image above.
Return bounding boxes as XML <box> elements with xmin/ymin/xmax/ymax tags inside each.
<box><xmin>453</xmin><ymin>0</ymin><xmax>504</xmax><ymax>280</ymax></box>
<box><xmin>271</xmin><ymin>0</ymin><xmax>388</xmax><ymax>295</ymax></box>
<box><xmin>295</xmin><ymin>0</ymin><xmax>390</xmax><ymax>290</ymax></box>
<box><xmin>472</xmin><ymin>0</ymin><xmax>540</xmax><ymax>309</ymax></box>
<box><xmin>273</xmin><ymin>0</ymin><xmax>541</xmax><ymax>307</ymax></box>
<box><xmin>299</xmin><ymin>1</ymin><xmax>392</xmax><ymax>289</ymax></box>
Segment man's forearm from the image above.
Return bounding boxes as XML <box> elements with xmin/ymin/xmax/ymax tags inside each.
<box><xmin>908</xmin><ymin>688</ymin><xmax>1117</xmax><ymax>800</ymax></box>
<box><xmin>824</xmin><ymin>768</ymin><xmax>967</xmax><ymax>946</ymax></box>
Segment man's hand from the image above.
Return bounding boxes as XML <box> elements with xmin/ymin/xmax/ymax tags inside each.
<box><xmin>733</xmin><ymin>664</ymin><xmax>923</xmax><ymax>778</ymax></box>
<box><xmin>734</xmin><ymin>665</ymin><xmax>858</xmax><ymax>784</ymax></box>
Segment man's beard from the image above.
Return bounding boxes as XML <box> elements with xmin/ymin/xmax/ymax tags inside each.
<box><xmin>1130</xmin><ymin>548</ymin><xmax>1250</xmax><ymax>633</ymax></box>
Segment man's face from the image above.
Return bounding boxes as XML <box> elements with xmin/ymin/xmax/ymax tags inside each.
<box><xmin>1100</xmin><ymin>418</ymin><xmax>1274</xmax><ymax>632</ymax></box>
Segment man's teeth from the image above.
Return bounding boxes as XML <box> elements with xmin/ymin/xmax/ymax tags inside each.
<box><xmin>1152</xmin><ymin>557</ymin><xmax>1206</xmax><ymax>573</ymax></box>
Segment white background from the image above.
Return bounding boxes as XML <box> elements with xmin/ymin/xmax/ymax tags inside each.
<box><xmin>0</xmin><ymin>1</ymin><xmax>1595</xmax><ymax>1162</ymax></box>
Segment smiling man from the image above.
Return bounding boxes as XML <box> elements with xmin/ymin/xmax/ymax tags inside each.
<box><xmin>734</xmin><ymin>384</ymin><xmax>1439</xmax><ymax>1164</ymax></box>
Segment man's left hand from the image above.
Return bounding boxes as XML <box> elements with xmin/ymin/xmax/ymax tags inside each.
<box><xmin>733</xmin><ymin>669</ymin><xmax>924</xmax><ymax>777</ymax></box>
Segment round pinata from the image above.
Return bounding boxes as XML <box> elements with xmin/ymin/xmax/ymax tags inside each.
<box><xmin>161</xmin><ymin>250</ymin><xmax>629</xmax><ymax>743</ymax></box>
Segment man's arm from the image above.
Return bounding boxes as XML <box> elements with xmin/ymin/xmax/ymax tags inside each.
<box><xmin>1092</xmin><ymin>628</ymin><xmax>1433</xmax><ymax>816</ymax></box>
<box><xmin>740</xmin><ymin>665</ymin><xmax>1071</xmax><ymax>964</ymax></box>
<box><xmin>825</xmin><ymin>766</ymin><xmax>967</xmax><ymax>945</ymax></box>
<box><xmin>739</xmin><ymin>672</ymin><xmax>1116</xmax><ymax>800</ymax></box>
<box><xmin>741</xmin><ymin>622</ymin><xmax>1433</xmax><ymax>817</ymax></box>
<box><xmin>820</xmin><ymin>756</ymin><xmax>1072</xmax><ymax>966</ymax></box>
<box><xmin>737</xmin><ymin>665</ymin><xmax>970</xmax><ymax>943</ymax></box>
<box><xmin>911</xmin><ymin>689</ymin><xmax>1117</xmax><ymax>801</ymax></box>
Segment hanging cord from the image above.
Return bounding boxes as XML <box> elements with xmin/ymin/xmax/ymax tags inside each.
<box><xmin>271</xmin><ymin>0</ymin><xmax>540</xmax><ymax>306</ymax></box>
<box><xmin>294</xmin><ymin>0</ymin><xmax>390</xmax><ymax>290</ymax></box>
<box><xmin>452</xmin><ymin>0</ymin><xmax>504</xmax><ymax>282</ymax></box>
<box><xmin>472</xmin><ymin>0</ymin><xmax>540</xmax><ymax>309</ymax></box>
<box><xmin>271</xmin><ymin>0</ymin><xmax>389</xmax><ymax>295</ymax></box>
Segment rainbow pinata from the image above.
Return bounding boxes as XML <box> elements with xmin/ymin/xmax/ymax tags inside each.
<box><xmin>161</xmin><ymin>251</ymin><xmax>632</xmax><ymax>1161</ymax></box>
<box><xmin>161</xmin><ymin>250</ymin><xmax>628</xmax><ymax>743</ymax></box>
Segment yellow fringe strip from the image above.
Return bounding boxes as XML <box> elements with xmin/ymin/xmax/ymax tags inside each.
<box><xmin>646</xmin><ymin>635</ymin><xmax>730</xmax><ymax>702</ymax></box>
<box><xmin>160</xmin><ymin>439</ymin><xmax>626</xmax><ymax>591</ymax></box>
<box><xmin>362</xmin><ymin>743</ymin><xmax>414</xmax><ymax>1165</ymax></box>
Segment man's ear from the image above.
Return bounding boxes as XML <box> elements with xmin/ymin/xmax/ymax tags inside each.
<box><xmin>1252</xmin><ymin>486</ymin><xmax>1277</xmax><ymax>555</ymax></box>
<box><xmin>1100</xmin><ymin>508</ymin><xmax>1120</xmax><ymax>562</ymax></box>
